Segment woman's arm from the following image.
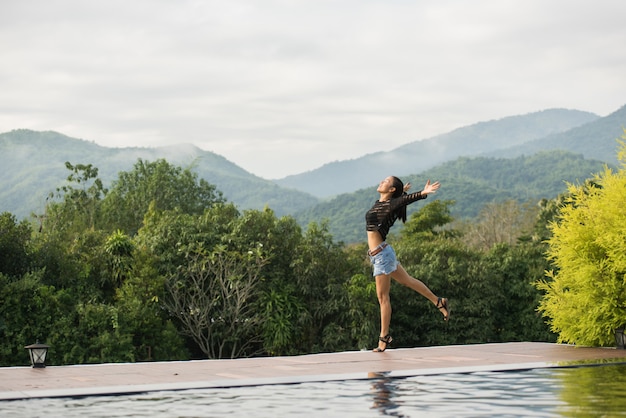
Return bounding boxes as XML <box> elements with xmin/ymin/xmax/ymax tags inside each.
<box><xmin>421</xmin><ymin>179</ymin><xmax>440</xmax><ymax>196</ymax></box>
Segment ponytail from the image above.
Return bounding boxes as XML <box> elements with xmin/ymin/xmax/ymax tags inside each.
<box><xmin>391</xmin><ymin>176</ymin><xmax>408</xmax><ymax>223</ymax></box>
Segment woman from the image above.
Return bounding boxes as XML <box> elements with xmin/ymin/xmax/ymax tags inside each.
<box><xmin>366</xmin><ymin>176</ymin><xmax>449</xmax><ymax>352</ymax></box>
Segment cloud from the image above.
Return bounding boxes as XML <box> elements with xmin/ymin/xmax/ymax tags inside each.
<box><xmin>1</xmin><ymin>0</ymin><xmax>625</xmax><ymax>178</ymax></box>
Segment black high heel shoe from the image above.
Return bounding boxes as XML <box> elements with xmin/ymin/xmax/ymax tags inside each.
<box><xmin>373</xmin><ymin>335</ymin><xmax>393</xmax><ymax>352</ymax></box>
<box><xmin>436</xmin><ymin>297</ymin><xmax>450</xmax><ymax>322</ymax></box>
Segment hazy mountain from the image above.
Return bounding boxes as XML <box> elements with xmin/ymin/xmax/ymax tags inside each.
<box><xmin>290</xmin><ymin>103</ymin><xmax>626</xmax><ymax>243</ymax></box>
<box><xmin>294</xmin><ymin>150</ymin><xmax>612</xmax><ymax>244</ymax></box>
<box><xmin>275</xmin><ymin>108</ymin><xmax>600</xmax><ymax>197</ymax></box>
<box><xmin>0</xmin><ymin>129</ymin><xmax>318</xmax><ymax>220</ymax></box>
<box><xmin>484</xmin><ymin>104</ymin><xmax>626</xmax><ymax>164</ymax></box>
<box><xmin>2</xmin><ymin>104</ymin><xmax>623</xmax><ymax>233</ymax></box>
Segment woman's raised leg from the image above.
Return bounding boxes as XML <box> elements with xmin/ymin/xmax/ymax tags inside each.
<box><xmin>391</xmin><ymin>264</ymin><xmax>449</xmax><ymax>321</ymax></box>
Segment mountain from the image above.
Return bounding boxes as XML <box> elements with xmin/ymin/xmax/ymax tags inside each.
<box><xmin>294</xmin><ymin>104</ymin><xmax>626</xmax><ymax>243</ymax></box>
<box><xmin>294</xmin><ymin>150</ymin><xmax>612</xmax><ymax>244</ymax></box>
<box><xmin>484</xmin><ymin>104</ymin><xmax>626</xmax><ymax>164</ymax></box>
<box><xmin>274</xmin><ymin>109</ymin><xmax>600</xmax><ymax>198</ymax></box>
<box><xmin>0</xmin><ymin>129</ymin><xmax>319</xmax><ymax>220</ymax></box>
<box><xmin>2</xmin><ymin>104</ymin><xmax>623</xmax><ymax>234</ymax></box>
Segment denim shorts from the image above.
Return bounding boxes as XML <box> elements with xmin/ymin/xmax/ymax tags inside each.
<box><xmin>369</xmin><ymin>244</ymin><xmax>399</xmax><ymax>276</ymax></box>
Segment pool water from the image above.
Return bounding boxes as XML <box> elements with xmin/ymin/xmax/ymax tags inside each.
<box><xmin>3</xmin><ymin>363</ymin><xmax>626</xmax><ymax>417</ymax></box>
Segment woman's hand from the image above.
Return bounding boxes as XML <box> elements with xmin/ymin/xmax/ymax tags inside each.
<box><xmin>422</xmin><ymin>179</ymin><xmax>440</xmax><ymax>195</ymax></box>
<box><xmin>403</xmin><ymin>182</ymin><xmax>412</xmax><ymax>193</ymax></box>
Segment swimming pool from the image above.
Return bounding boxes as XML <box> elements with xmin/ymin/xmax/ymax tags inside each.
<box><xmin>2</xmin><ymin>363</ymin><xmax>625</xmax><ymax>417</ymax></box>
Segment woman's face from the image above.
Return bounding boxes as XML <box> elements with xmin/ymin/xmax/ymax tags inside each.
<box><xmin>377</xmin><ymin>176</ymin><xmax>396</xmax><ymax>194</ymax></box>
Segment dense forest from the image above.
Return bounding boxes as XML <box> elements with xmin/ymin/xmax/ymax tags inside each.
<box><xmin>1</xmin><ymin>157</ymin><xmax>561</xmax><ymax>366</ymax></box>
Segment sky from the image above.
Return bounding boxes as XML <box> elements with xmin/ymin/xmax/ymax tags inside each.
<box><xmin>1</xmin><ymin>0</ymin><xmax>625</xmax><ymax>179</ymax></box>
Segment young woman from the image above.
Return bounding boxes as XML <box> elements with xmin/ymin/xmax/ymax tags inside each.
<box><xmin>366</xmin><ymin>176</ymin><xmax>449</xmax><ymax>352</ymax></box>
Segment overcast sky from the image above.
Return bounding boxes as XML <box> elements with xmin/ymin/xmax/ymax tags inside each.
<box><xmin>1</xmin><ymin>0</ymin><xmax>625</xmax><ymax>179</ymax></box>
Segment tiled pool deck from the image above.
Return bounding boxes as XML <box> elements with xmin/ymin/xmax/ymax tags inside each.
<box><xmin>1</xmin><ymin>342</ymin><xmax>625</xmax><ymax>400</ymax></box>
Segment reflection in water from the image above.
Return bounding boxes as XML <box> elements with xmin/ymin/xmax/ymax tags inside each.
<box><xmin>368</xmin><ymin>372</ymin><xmax>406</xmax><ymax>417</ymax></box>
<box><xmin>367</xmin><ymin>363</ymin><xmax>626</xmax><ymax>417</ymax></box>
<box><xmin>2</xmin><ymin>363</ymin><xmax>625</xmax><ymax>417</ymax></box>
<box><xmin>556</xmin><ymin>363</ymin><xmax>626</xmax><ymax>417</ymax></box>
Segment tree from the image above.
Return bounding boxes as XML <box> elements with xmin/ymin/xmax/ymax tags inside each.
<box><xmin>537</xmin><ymin>138</ymin><xmax>626</xmax><ymax>346</ymax></box>
<box><xmin>484</xmin><ymin>243</ymin><xmax>555</xmax><ymax>343</ymax></box>
<box><xmin>134</xmin><ymin>202</ymin><xmax>240</xmax><ymax>277</ymax></box>
<box><xmin>113</xmin><ymin>273</ymin><xmax>189</xmax><ymax>362</ymax></box>
<box><xmin>222</xmin><ymin>208</ymin><xmax>308</xmax><ymax>356</ymax></box>
<box><xmin>401</xmin><ymin>199</ymin><xmax>456</xmax><ymax>239</ymax></box>
<box><xmin>460</xmin><ymin>200</ymin><xmax>538</xmax><ymax>251</ymax></box>
<box><xmin>103</xmin><ymin>230</ymin><xmax>134</xmax><ymax>289</ymax></box>
<box><xmin>259</xmin><ymin>287</ymin><xmax>306</xmax><ymax>356</ymax></box>
<box><xmin>0</xmin><ymin>271</ymin><xmax>64</xmax><ymax>366</ymax></box>
<box><xmin>291</xmin><ymin>221</ymin><xmax>355</xmax><ymax>353</ymax></box>
<box><xmin>43</xmin><ymin>162</ymin><xmax>106</xmax><ymax>234</ymax></box>
<box><xmin>33</xmin><ymin>162</ymin><xmax>109</xmax><ymax>295</ymax></box>
<box><xmin>344</xmin><ymin>271</ymin><xmax>378</xmax><ymax>350</ymax></box>
<box><xmin>163</xmin><ymin>244</ymin><xmax>266</xmax><ymax>359</ymax></box>
<box><xmin>101</xmin><ymin>159</ymin><xmax>224</xmax><ymax>235</ymax></box>
<box><xmin>0</xmin><ymin>212</ymin><xmax>32</xmax><ymax>277</ymax></box>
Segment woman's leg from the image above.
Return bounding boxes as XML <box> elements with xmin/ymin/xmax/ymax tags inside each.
<box><xmin>374</xmin><ymin>273</ymin><xmax>392</xmax><ymax>351</ymax></box>
<box><xmin>391</xmin><ymin>264</ymin><xmax>449</xmax><ymax>320</ymax></box>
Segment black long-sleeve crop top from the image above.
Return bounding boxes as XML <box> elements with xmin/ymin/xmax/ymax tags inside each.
<box><xmin>365</xmin><ymin>192</ymin><xmax>427</xmax><ymax>241</ymax></box>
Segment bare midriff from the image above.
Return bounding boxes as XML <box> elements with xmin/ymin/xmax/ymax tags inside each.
<box><xmin>367</xmin><ymin>230</ymin><xmax>385</xmax><ymax>252</ymax></box>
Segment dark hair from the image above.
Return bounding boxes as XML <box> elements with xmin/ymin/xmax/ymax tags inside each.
<box><xmin>391</xmin><ymin>176</ymin><xmax>408</xmax><ymax>223</ymax></box>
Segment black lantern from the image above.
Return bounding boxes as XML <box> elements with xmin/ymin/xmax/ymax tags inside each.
<box><xmin>616</xmin><ymin>328</ymin><xmax>625</xmax><ymax>350</ymax></box>
<box><xmin>24</xmin><ymin>341</ymin><xmax>50</xmax><ymax>368</ymax></box>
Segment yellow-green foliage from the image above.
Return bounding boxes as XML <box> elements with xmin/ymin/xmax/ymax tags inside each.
<box><xmin>537</xmin><ymin>133</ymin><xmax>626</xmax><ymax>346</ymax></box>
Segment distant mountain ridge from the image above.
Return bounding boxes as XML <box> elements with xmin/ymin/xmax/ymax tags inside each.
<box><xmin>275</xmin><ymin>108</ymin><xmax>600</xmax><ymax>197</ymax></box>
<box><xmin>483</xmin><ymin>104</ymin><xmax>626</xmax><ymax>164</ymax></box>
<box><xmin>0</xmin><ymin>129</ymin><xmax>318</xmax><ymax>220</ymax></box>
<box><xmin>1</xmin><ymin>104</ymin><xmax>624</xmax><ymax>232</ymax></box>
<box><xmin>293</xmin><ymin>150</ymin><xmax>612</xmax><ymax>244</ymax></box>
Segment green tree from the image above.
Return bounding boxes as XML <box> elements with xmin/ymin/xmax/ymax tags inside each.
<box><xmin>0</xmin><ymin>212</ymin><xmax>32</xmax><ymax>277</ymax></box>
<box><xmin>259</xmin><ymin>287</ymin><xmax>306</xmax><ymax>356</ymax></box>
<box><xmin>135</xmin><ymin>203</ymin><xmax>275</xmax><ymax>359</ymax></box>
<box><xmin>401</xmin><ymin>199</ymin><xmax>456</xmax><ymax>239</ymax></box>
<box><xmin>33</xmin><ymin>162</ymin><xmax>109</xmax><ymax>295</ymax></box>
<box><xmin>0</xmin><ymin>270</ymin><xmax>70</xmax><ymax>366</ymax></box>
<box><xmin>114</xmin><ymin>252</ymin><xmax>188</xmax><ymax>362</ymax></box>
<box><xmin>484</xmin><ymin>243</ymin><xmax>555</xmax><ymax>342</ymax></box>
<box><xmin>344</xmin><ymin>271</ymin><xmax>378</xmax><ymax>350</ymax></box>
<box><xmin>43</xmin><ymin>162</ymin><xmax>106</xmax><ymax>234</ymax></box>
<box><xmin>223</xmin><ymin>208</ymin><xmax>307</xmax><ymax>356</ymax></box>
<box><xmin>163</xmin><ymin>244</ymin><xmax>267</xmax><ymax>359</ymax></box>
<box><xmin>537</xmin><ymin>138</ymin><xmax>626</xmax><ymax>346</ymax></box>
<box><xmin>65</xmin><ymin>301</ymin><xmax>135</xmax><ymax>363</ymax></box>
<box><xmin>103</xmin><ymin>230</ymin><xmax>134</xmax><ymax>288</ymax></box>
<box><xmin>101</xmin><ymin>159</ymin><xmax>224</xmax><ymax>235</ymax></box>
<box><xmin>134</xmin><ymin>202</ymin><xmax>240</xmax><ymax>277</ymax></box>
<box><xmin>291</xmin><ymin>221</ymin><xmax>355</xmax><ymax>353</ymax></box>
